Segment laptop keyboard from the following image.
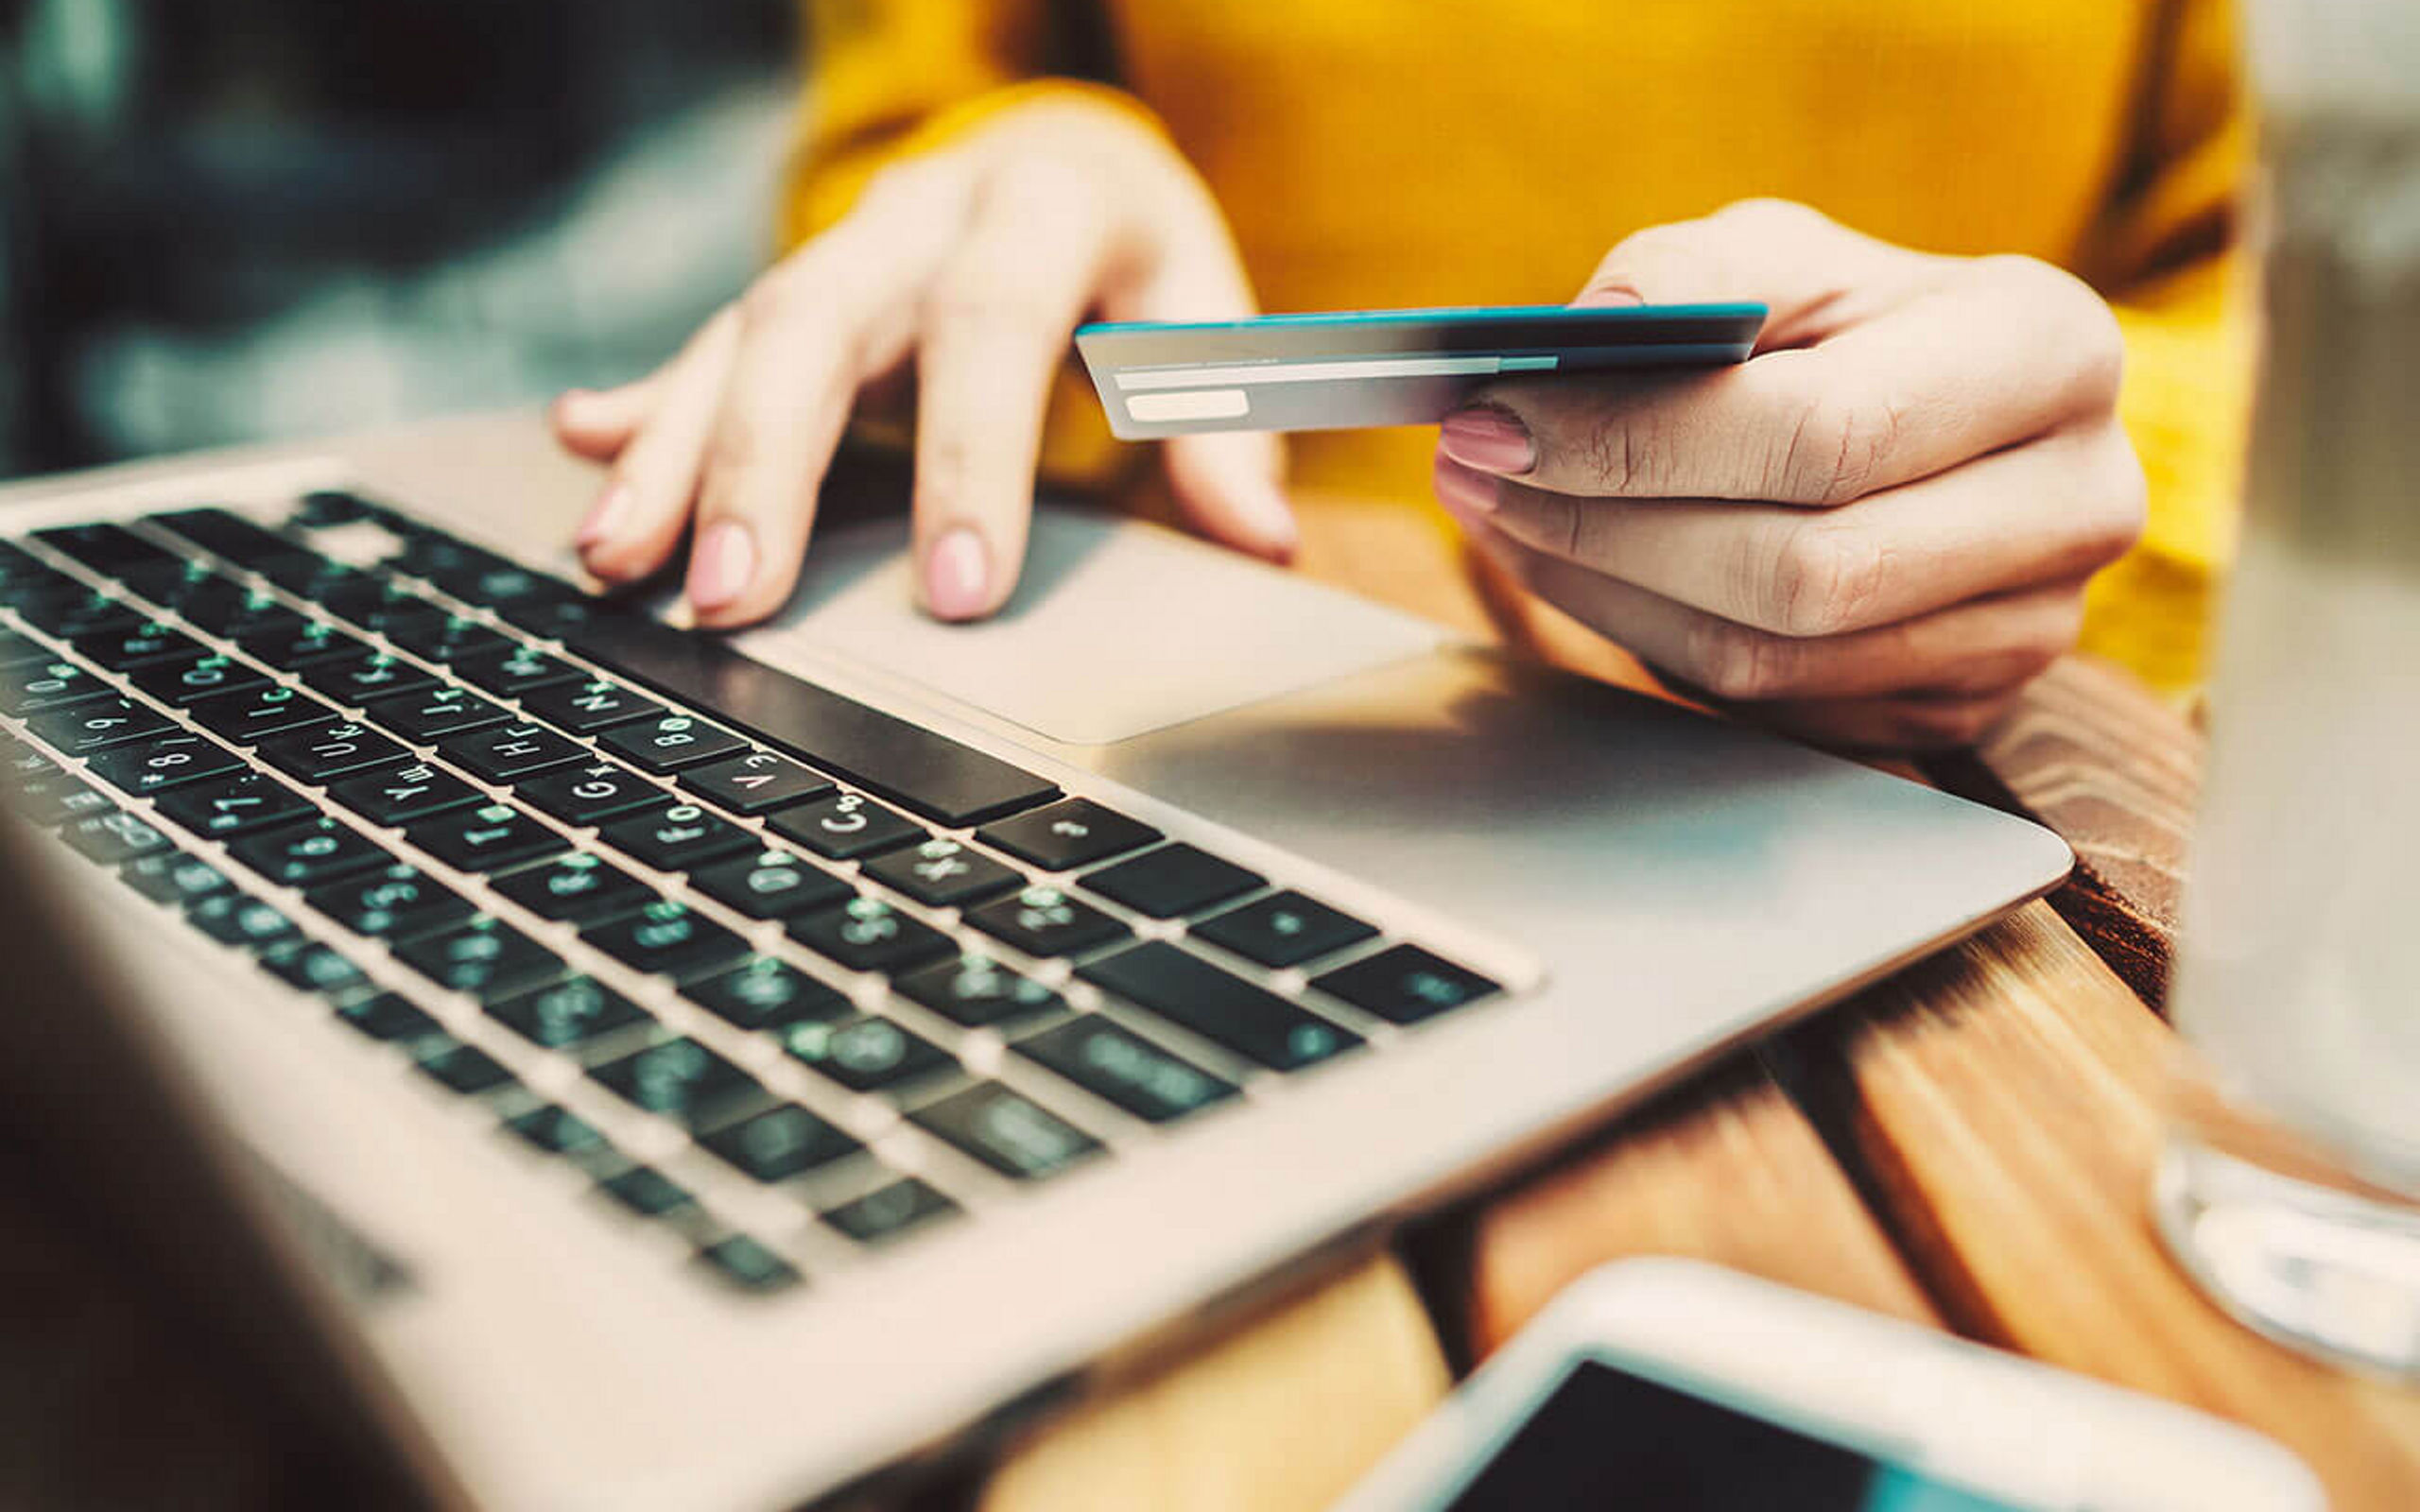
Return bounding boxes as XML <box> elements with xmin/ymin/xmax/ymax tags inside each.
<box><xmin>0</xmin><ymin>493</ymin><xmax>1507</xmax><ymax>1297</ymax></box>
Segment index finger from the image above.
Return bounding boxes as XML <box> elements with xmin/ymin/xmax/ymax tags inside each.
<box><xmin>909</xmin><ymin>160</ymin><xmax>1122</xmax><ymax>620</ymax></box>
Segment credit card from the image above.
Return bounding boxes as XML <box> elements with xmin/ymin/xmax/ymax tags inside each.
<box><xmin>1075</xmin><ymin>302</ymin><xmax>1766</xmax><ymax>438</ymax></box>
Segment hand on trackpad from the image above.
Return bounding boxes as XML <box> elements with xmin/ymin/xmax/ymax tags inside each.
<box><xmin>734</xmin><ymin>507</ymin><xmax>1443</xmax><ymax>747</ymax></box>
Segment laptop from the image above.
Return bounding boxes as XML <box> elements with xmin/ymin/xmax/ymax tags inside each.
<box><xmin>0</xmin><ymin>414</ymin><xmax>2068</xmax><ymax>1509</ymax></box>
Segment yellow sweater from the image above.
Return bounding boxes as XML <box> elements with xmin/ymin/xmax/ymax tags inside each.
<box><xmin>784</xmin><ymin>0</ymin><xmax>2253</xmax><ymax>696</ymax></box>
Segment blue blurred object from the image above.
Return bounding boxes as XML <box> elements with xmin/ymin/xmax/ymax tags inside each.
<box><xmin>0</xmin><ymin>0</ymin><xmax>797</xmax><ymax>475</ymax></box>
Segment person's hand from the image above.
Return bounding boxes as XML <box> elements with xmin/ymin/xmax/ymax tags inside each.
<box><xmin>551</xmin><ymin>98</ymin><xmax>1294</xmax><ymax>627</ymax></box>
<box><xmin>1432</xmin><ymin>199</ymin><xmax>2144</xmax><ymax>750</ymax></box>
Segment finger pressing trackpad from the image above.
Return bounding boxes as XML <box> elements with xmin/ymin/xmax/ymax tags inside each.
<box><xmin>735</xmin><ymin>505</ymin><xmax>1444</xmax><ymax>747</ymax></box>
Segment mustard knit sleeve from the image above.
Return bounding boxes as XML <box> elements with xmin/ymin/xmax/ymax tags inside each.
<box><xmin>2075</xmin><ymin>0</ymin><xmax>2256</xmax><ymax>698</ymax></box>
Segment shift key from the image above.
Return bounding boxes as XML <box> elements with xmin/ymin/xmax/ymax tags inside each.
<box><xmin>1077</xmin><ymin>941</ymin><xmax>1358</xmax><ymax>1073</ymax></box>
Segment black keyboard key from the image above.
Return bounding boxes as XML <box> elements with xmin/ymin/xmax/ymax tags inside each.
<box><xmin>228</xmin><ymin>816</ymin><xmax>392</xmax><ymax>888</ymax></box>
<box><xmin>488</xmin><ymin>975</ymin><xmax>648</xmax><ymax>1050</ymax></box>
<box><xmin>822</xmin><ymin>1179</ymin><xmax>957</xmax><ymax>1245</ymax></box>
<box><xmin>298</xmin><ymin>651</ymin><xmax>439</xmax><ymax>707</ymax></box>
<box><xmin>33</xmin><ymin>522</ymin><xmax>182</xmax><ymax>578</ymax></box>
<box><xmin>292</xmin><ymin>489</ymin><xmax>379</xmax><ymax>526</ymax></box>
<box><xmin>0</xmin><ymin>626</ymin><xmax>47</xmax><ymax>668</ymax></box>
<box><xmin>449</xmin><ymin>643</ymin><xmax>581</xmax><ymax>697</ymax></box>
<box><xmin>517</xmin><ymin>677</ymin><xmax>663</xmax><ymax>733</ymax></box>
<box><xmin>26</xmin><ymin>696</ymin><xmax>174</xmax><ymax>756</ymax></box>
<box><xmin>677</xmin><ymin>749</ymin><xmax>833</xmax><ymax>816</ymax></box>
<box><xmin>593</xmin><ymin>711</ymin><xmax>748</xmax><ymax>774</ymax></box>
<box><xmin>435</xmin><ymin>720</ymin><xmax>585</xmax><ymax>783</ymax></box>
<box><xmin>694</xmin><ymin>1236</ymin><xmax>802</xmax><ymax>1294</ymax></box>
<box><xmin>1192</xmin><ymin>891</ymin><xmax>1378</xmax><ymax>970</ymax></box>
<box><xmin>778</xmin><ymin>1016</ymin><xmax>953</xmax><ymax>1092</ymax></box>
<box><xmin>74</xmin><ymin>618</ymin><xmax>202</xmax><ymax>671</ymax></box>
<box><xmin>596</xmin><ymin>799</ymin><xmax>754</xmax><ymax>872</ymax></box>
<box><xmin>683</xmin><ymin>956</ymin><xmax>851</xmax><ymax>1033</ymax></box>
<box><xmin>568</xmin><ymin>613</ymin><xmax>1059</xmax><ymax>825</ymax></box>
<box><xmin>304</xmin><ymin>863</ymin><xmax>472</xmax><ymax>941</ymax></box>
<box><xmin>763</xmin><ymin>790</ymin><xmax>925</xmax><ymax>861</ymax></box>
<box><xmin>493</xmin><ymin>588</ymin><xmax>614</xmax><ymax>642</ymax></box>
<box><xmin>357</xmin><ymin>684</ymin><xmax>510</xmax><ymax>743</ymax></box>
<box><xmin>15</xmin><ymin>586</ymin><xmax>137</xmax><ymax>638</ymax></box>
<box><xmin>1082</xmin><ymin>844</ymin><xmax>1263</xmax><ymax>919</ymax></box>
<box><xmin>0</xmin><ymin>659</ymin><xmax>110</xmax><ymax>715</ymax></box>
<box><xmin>700</xmin><ymin>1104</ymin><xmax>859</xmax><ymax>1182</ymax></box>
<box><xmin>336</xmin><ymin>992</ymin><xmax>441</xmax><ymax>1043</ymax></box>
<box><xmin>505</xmin><ymin>1104</ymin><xmax>607</xmax><ymax>1155</ymax></box>
<box><xmin>154</xmin><ymin>770</ymin><xmax>315</xmax><ymax>837</ymax></box>
<box><xmin>187</xmin><ymin>891</ymin><xmax>303</xmax><ymax>953</ymax></box>
<box><xmin>404</xmin><ymin>801</ymin><xmax>566</xmax><ymax>872</ymax></box>
<box><xmin>964</xmin><ymin>885</ymin><xmax>1129</xmax><ymax>959</ymax></box>
<box><xmin>147</xmin><ymin>507</ymin><xmax>313</xmax><ymax>573</ymax></box>
<box><xmin>61</xmin><ymin>809</ymin><xmax>172</xmax><ymax>865</ymax></box>
<box><xmin>255</xmin><ymin>720</ymin><xmax>410</xmax><ymax>783</ymax></box>
<box><xmin>186</xmin><ymin>683</ymin><xmax>340</xmax><ymax>742</ymax></box>
<box><xmin>130</xmin><ymin>653</ymin><xmax>269</xmax><ymax>707</ymax></box>
<box><xmin>13</xmin><ymin>773</ymin><xmax>113</xmax><ymax>827</ymax></box>
<box><xmin>1312</xmin><ymin>945</ymin><xmax>1501</xmax><ymax>1025</ymax></box>
<box><xmin>320</xmin><ymin>577</ymin><xmax>449</xmax><ymax>639</ymax></box>
<box><xmin>235</xmin><ymin>616</ymin><xmax>367</xmax><ymax>670</ymax></box>
<box><xmin>84</xmin><ymin>730</ymin><xmax>242</xmax><ymax>797</ymax></box>
<box><xmin>257</xmin><ymin>938</ymin><xmax>372</xmax><ymax>1000</ymax></box>
<box><xmin>786</xmin><ymin>896</ymin><xmax>954</xmax><ymax>974</ymax></box>
<box><xmin>910</xmin><ymin>1082</ymin><xmax>1100</xmax><ymax>1181</ymax></box>
<box><xmin>895</xmin><ymin>953</ymin><xmax>1063</xmax><ymax>1028</ymax></box>
<box><xmin>381</xmin><ymin>611</ymin><xmax>512</xmax><ymax>664</ymax></box>
<box><xmin>513</xmin><ymin>759</ymin><xmax>663</xmax><ymax>826</ymax></box>
<box><xmin>255</xmin><ymin>554</ymin><xmax>370</xmax><ymax>598</ymax></box>
<box><xmin>414</xmin><ymin>1038</ymin><xmax>515</xmax><ymax>1095</ymax></box>
<box><xmin>978</xmin><ymin>799</ymin><xmax>1162</xmax><ymax>872</ymax></box>
<box><xmin>1015</xmin><ymin>1016</ymin><xmax>1237</xmax><ymax>1124</ymax></box>
<box><xmin>1079</xmin><ymin>942</ymin><xmax>1359</xmax><ymax>1072</ymax></box>
<box><xmin>579</xmin><ymin>899</ymin><xmax>748</xmax><ymax>981</ymax></box>
<box><xmin>120</xmin><ymin>850</ymin><xmax>233</xmax><ymax>906</ymax></box>
<box><xmin>596</xmin><ymin>1164</ymin><xmax>694</xmax><ymax>1217</ymax></box>
<box><xmin>490</xmin><ymin>851</ymin><xmax>654</xmax><ymax>924</ymax></box>
<box><xmin>590</xmin><ymin>1035</ymin><xmax>759</xmax><ymax>1128</ymax></box>
<box><xmin>861</xmin><ymin>837</ymin><xmax>1023</xmax><ymax>909</ymax></box>
<box><xmin>166</xmin><ymin>579</ymin><xmax>293</xmax><ymax>638</ymax></box>
<box><xmin>686</xmin><ymin>846</ymin><xmax>853</xmax><ymax>919</ymax></box>
<box><xmin>324</xmin><ymin>761</ymin><xmax>484</xmax><ymax>826</ymax></box>
<box><xmin>395</xmin><ymin>918</ymin><xmax>565</xmax><ymax>1002</ymax></box>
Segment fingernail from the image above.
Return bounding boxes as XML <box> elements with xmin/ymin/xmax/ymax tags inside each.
<box><xmin>1439</xmin><ymin>407</ymin><xmax>1536</xmax><ymax>476</ymax></box>
<box><xmin>687</xmin><ymin>520</ymin><xmax>756</xmax><ymax>611</ymax></box>
<box><xmin>1239</xmin><ymin>480</ymin><xmax>1299</xmax><ymax>560</ymax></box>
<box><xmin>924</xmin><ymin>527</ymin><xmax>991</xmax><ymax>620</ymax></box>
<box><xmin>576</xmin><ymin>484</ymin><xmax>628</xmax><ymax>549</ymax></box>
<box><xmin>1432</xmin><ymin>455</ymin><xmax>1500</xmax><ymax>518</ymax></box>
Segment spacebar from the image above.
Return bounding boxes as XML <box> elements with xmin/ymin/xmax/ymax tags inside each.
<box><xmin>566</xmin><ymin>613</ymin><xmax>1059</xmax><ymax>827</ymax></box>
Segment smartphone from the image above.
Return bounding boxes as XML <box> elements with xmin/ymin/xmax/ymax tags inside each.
<box><xmin>1074</xmin><ymin>302</ymin><xmax>1765</xmax><ymax>438</ymax></box>
<box><xmin>1333</xmin><ymin>1261</ymin><xmax>2322</xmax><ymax>1512</ymax></box>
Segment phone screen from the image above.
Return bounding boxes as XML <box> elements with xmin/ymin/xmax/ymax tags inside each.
<box><xmin>1444</xmin><ymin>1360</ymin><xmax>2029</xmax><ymax>1512</ymax></box>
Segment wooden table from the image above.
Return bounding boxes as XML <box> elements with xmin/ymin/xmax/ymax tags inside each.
<box><xmin>5</xmin><ymin>462</ymin><xmax>2415</xmax><ymax>1511</ymax></box>
<box><xmin>977</xmin><ymin>490</ymin><xmax>2420</xmax><ymax>1512</ymax></box>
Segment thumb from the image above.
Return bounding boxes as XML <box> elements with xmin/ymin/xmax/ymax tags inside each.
<box><xmin>1573</xmin><ymin>198</ymin><xmax>1941</xmax><ymax>347</ymax></box>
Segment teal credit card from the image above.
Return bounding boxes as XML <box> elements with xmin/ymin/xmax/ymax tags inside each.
<box><xmin>1075</xmin><ymin>302</ymin><xmax>1766</xmax><ymax>438</ymax></box>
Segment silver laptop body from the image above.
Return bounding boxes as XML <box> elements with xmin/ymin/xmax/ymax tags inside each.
<box><xmin>0</xmin><ymin>415</ymin><xmax>2068</xmax><ymax>1510</ymax></box>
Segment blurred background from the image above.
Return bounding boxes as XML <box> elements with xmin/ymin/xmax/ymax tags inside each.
<box><xmin>0</xmin><ymin>0</ymin><xmax>799</xmax><ymax>480</ymax></box>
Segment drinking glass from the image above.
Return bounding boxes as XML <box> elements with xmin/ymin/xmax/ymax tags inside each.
<box><xmin>2152</xmin><ymin>0</ymin><xmax>2420</xmax><ymax>1379</ymax></box>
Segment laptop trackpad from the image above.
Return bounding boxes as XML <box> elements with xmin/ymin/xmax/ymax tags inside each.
<box><xmin>740</xmin><ymin>507</ymin><xmax>1445</xmax><ymax>747</ymax></box>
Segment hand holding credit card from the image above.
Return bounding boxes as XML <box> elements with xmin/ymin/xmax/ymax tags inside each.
<box><xmin>1076</xmin><ymin>303</ymin><xmax>1767</xmax><ymax>438</ymax></box>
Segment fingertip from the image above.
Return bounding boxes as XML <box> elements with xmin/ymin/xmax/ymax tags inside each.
<box><xmin>922</xmin><ymin>526</ymin><xmax>998</xmax><ymax>622</ymax></box>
